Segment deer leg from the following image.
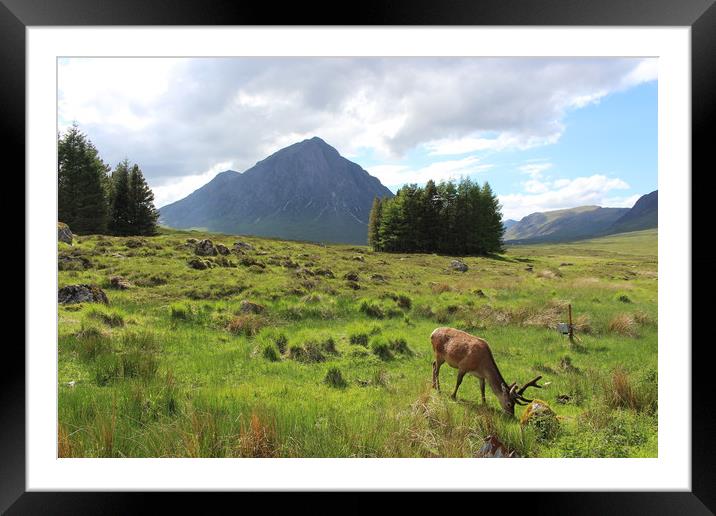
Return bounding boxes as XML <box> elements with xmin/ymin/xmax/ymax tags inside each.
<box><xmin>480</xmin><ymin>378</ymin><xmax>486</xmax><ymax>404</ymax></box>
<box><xmin>451</xmin><ymin>370</ymin><xmax>466</xmax><ymax>400</ymax></box>
<box><xmin>434</xmin><ymin>359</ymin><xmax>444</xmax><ymax>391</ymax></box>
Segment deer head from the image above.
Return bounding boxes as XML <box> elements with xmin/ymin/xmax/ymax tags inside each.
<box><xmin>499</xmin><ymin>375</ymin><xmax>543</xmax><ymax>416</ymax></box>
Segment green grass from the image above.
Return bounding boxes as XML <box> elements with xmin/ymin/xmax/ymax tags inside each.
<box><xmin>57</xmin><ymin>227</ymin><xmax>658</xmax><ymax>457</ymax></box>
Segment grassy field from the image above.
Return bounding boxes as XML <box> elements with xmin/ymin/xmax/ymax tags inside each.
<box><xmin>57</xmin><ymin>228</ymin><xmax>658</xmax><ymax>458</ymax></box>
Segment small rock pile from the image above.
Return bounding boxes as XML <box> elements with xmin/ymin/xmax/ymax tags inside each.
<box><xmin>58</xmin><ymin>284</ymin><xmax>108</xmax><ymax>305</ymax></box>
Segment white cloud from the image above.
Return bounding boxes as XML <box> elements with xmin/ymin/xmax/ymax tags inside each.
<box><xmin>367</xmin><ymin>156</ymin><xmax>492</xmax><ymax>189</ymax></box>
<box><xmin>519</xmin><ymin>162</ymin><xmax>553</xmax><ymax>179</ymax></box>
<box><xmin>58</xmin><ymin>58</ymin><xmax>180</xmax><ymax>131</ymax></box>
<box><xmin>523</xmin><ymin>179</ymin><xmax>550</xmax><ymax>194</ymax></box>
<box><xmin>603</xmin><ymin>193</ymin><xmax>643</xmax><ymax>208</ymax></box>
<box><xmin>500</xmin><ymin>174</ymin><xmax>630</xmax><ymax>220</ymax></box>
<box><xmin>152</xmin><ymin>161</ymin><xmax>234</xmax><ymax>208</ymax></box>
<box><xmin>621</xmin><ymin>59</ymin><xmax>658</xmax><ymax>89</ymax></box>
<box><xmin>58</xmin><ymin>57</ymin><xmax>656</xmax><ymax>205</ymax></box>
<box><xmin>424</xmin><ymin>132</ymin><xmax>562</xmax><ymax>156</ymax></box>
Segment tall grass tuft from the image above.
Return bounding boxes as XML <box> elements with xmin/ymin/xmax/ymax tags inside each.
<box><xmin>262</xmin><ymin>343</ymin><xmax>280</xmax><ymax>362</ymax></box>
<box><xmin>371</xmin><ymin>338</ymin><xmax>394</xmax><ymax>361</ymax></box>
<box><xmin>324</xmin><ymin>367</ymin><xmax>348</xmax><ymax>388</ymax></box>
<box><xmin>87</xmin><ymin>307</ymin><xmax>125</xmax><ymax>327</ymax></box>
<box><xmin>349</xmin><ymin>332</ymin><xmax>369</xmax><ymax>347</ymax></box>
<box><xmin>602</xmin><ymin>367</ymin><xmax>657</xmax><ymax>413</ymax></box>
<box><xmin>58</xmin><ymin>423</ymin><xmax>74</xmax><ymax>458</ymax></box>
<box><xmin>239</xmin><ymin>411</ymin><xmax>277</xmax><ymax>457</ymax></box>
<box><xmin>227</xmin><ymin>314</ymin><xmax>265</xmax><ymax>336</ymax></box>
<box><xmin>608</xmin><ymin>314</ymin><xmax>639</xmax><ymax>337</ymax></box>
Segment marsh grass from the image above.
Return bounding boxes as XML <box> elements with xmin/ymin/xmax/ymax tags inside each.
<box><xmin>58</xmin><ymin>228</ymin><xmax>658</xmax><ymax>458</ymax></box>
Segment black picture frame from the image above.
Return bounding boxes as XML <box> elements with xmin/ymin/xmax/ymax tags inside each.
<box><xmin>5</xmin><ymin>0</ymin><xmax>714</xmax><ymax>512</ymax></box>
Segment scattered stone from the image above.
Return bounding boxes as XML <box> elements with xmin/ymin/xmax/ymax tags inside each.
<box><xmin>57</xmin><ymin>222</ymin><xmax>73</xmax><ymax>245</ymax></box>
<box><xmin>560</xmin><ymin>262</ymin><xmax>574</xmax><ymax>267</ymax></box>
<box><xmin>58</xmin><ymin>254</ymin><xmax>91</xmax><ymax>271</ymax></box>
<box><xmin>240</xmin><ymin>300</ymin><xmax>266</xmax><ymax>314</ymax></box>
<box><xmin>450</xmin><ymin>260</ymin><xmax>468</xmax><ymax>272</ymax></box>
<box><xmin>195</xmin><ymin>239</ymin><xmax>217</xmax><ymax>256</ymax></box>
<box><xmin>525</xmin><ymin>265</ymin><xmax>534</xmax><ymax>272</ymax></box>
<box><xmin>519</xmin><ymin>399</ymin><xmax>560</xmax><ymax>440</ymax></box>
<box><xmin>344</xmin><ymin>271</ymin><xmax>360</xmax><ymax>282</ymax></box>
<box><xmin>475</xmin><ymin>289</ymin><xmax>486</xmax><ymax>298</ymax></box>
<box><xmin>345</xmin><ymin>281</ymin><xmax>361</xmax><ymax>290</ymax></box>
<box><xmin>58</xmin><ymin>284</ymin><xmax>108</xmax><ymax>305</ymax></box>
<box><xmin>233</xmin><ymin>241</ymin><xmax>254</xmax><ymax>252</ymax></box>
<box><xmin>186</xmin><ymin>238</ymin><xmax>198</xmax><ymax>245</ymax></box>
<box><xmin>124</xmin><ymin>239</ymin><xmax>144</xmax><ymax>248</ymax></box>
<box><xmin>188</xmin><ymin>258</ymin><xmax>212</xmax><ymax>270</ymax></box>
<box><xmin>353</xmin><ymin>255</ymin><xmax>365</xmax><ymax>262</ymax></box>
<box><xmin>476</xmin><ymin>435</ymin><xmax>518</xmax><ymax>458</ymax></box>
<box><xmin>371</xmin><ymin>274</ymin><xmax>387</xmax><ymax>283</ymax></box>
<box><xmin>556</xmin><ymin>394</ymin><xmax>572</xmax><ymax>404</ymax></box>
<box><xmin>281</xmin><ymin>259</ymin><xmax>300</xmax><ymax>269</ymax></box>
<box><xmin>239</xmin><ymin>256</ymin><xmax>265</xmax><ymax>268</ymax></box>
<box><xmin>212</xmin><ymin>255</ymin><xmax>235</xmax><ymax>267</ymax></box>
<box><xmin>314</xmin><ymin>269</ymin><xmax>335</xmax><ymax>278</ymax></box>
<box><xmin>109</xmin><ymin>276</ymin><xmax>132</xmax><ymax>290</ymax></box>
<box><xmin>294</xmin><ymin>267</ymin><xmax>315</xmax><ymax>277</ymax></box>
<box><xmin>215</xmin><ymin>243</ymin><xmax>230</xmax><ymax>255</ymax></box>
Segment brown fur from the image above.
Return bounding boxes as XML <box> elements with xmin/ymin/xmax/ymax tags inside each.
<box><xmin>430</xmin><ymin>327</ymin><xmax>513</xmax><ymax>413</ymax></box>
<box><xmin>431</xmin><ymin>327</ymin><xmax>502</xmax><ymax>377</ymax></box>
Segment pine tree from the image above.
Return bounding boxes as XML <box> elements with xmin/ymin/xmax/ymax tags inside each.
<box><xmin>108</xmin><ymin>160</ymin><xmax>133</xmax><ymax>236</ymax></box>
<box><xmin>437</xmin><ymin>181</ymin><xmax>458</xmax><ymax>254</ymax></box>
<box><xmin>128</xmin><ymin>164</ymin><xmax>159</xmax><ymax>236</ymax></box>
<box><xmin>367</xmin><ymin>197</ymin><xmax>383</xmax><ymax>250</ymax></box>
<box><xmin>481</xmin><ymin>182</ymin><xmax>505</xmax><ymax>253</ymax></box>
<box><xmin>419</xmin><ymin>180</ymin><xmax>441</xmax><ymax>252</ymax></box>
<box><xmin>379</xmin><ymin>193</ymin><xmax>408</xmax><ymax>252</ymax></box>
<box><xmin>58</xmin><ymin>124</ymin><xmax>110</xmax><ymax>234</ymax></box>
<box><xmin>371</xmin><ymin>178</ymin><xmax>504</xmax><ymax>256</ymax></box>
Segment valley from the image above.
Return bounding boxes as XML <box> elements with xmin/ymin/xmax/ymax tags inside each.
<box><xmin>58</xmin><ymin>228</ymin><xmax>658</xmax><ymax>458</ymax></box>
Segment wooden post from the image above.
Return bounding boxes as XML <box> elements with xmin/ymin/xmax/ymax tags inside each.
<box><xmin>568</xmin><ymin>304</ymin><xmax>575</xmax><ymax>345</ymax></box>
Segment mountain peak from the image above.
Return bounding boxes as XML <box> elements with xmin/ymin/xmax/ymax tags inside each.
<box><xmin>159</xmin><ymin>137</ymin><xmax>394</xmax><ymax>244</ymax></box>
<box><xmin>296</xmin><ymin>136</ymin><xmax>337</xmax><ymax>153</ymax></box>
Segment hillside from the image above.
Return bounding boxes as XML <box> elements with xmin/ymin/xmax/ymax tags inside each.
<box><xmin>58</xmin><ymin>227</ymin><xmax>657</xmax><ymax>458</ymax></box>
<box><xmin>609</xmin><ymin>190</ymin><xmax>658</xmax><ymax>234</ymax></box>
<box><xmin>504</xmin><ymin>205</ymin><xmax>629</xmax><ymax>243</ymax></box>
<box><xmin>159</xmin><ymin>137</ymin><xmax>394</xmax><ymax>245</ymax></box>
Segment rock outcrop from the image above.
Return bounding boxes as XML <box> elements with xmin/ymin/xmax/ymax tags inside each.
<box><xmin>58</xmin><ymin>284</ymin><xmax>108</xmax><ymax>305</ymax></box>
<box><xmin>58</xmin><ymin>222</ymin><xmax>73</xmax><ymax>245</ymax></box>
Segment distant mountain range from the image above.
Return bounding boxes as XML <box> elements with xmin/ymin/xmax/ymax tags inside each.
<box><xmin>159</xmin><ymin>137</ymin><xmax>656</xmax><ymax>246</ymax></box>
<box><xmin>159</xmin><ymin>137</ymin><xmax>394</xmax><ymax>244</ymax></box>
<box><xmin>608</xmin><ymin>190</ymin><xmax>658</xmax><ymax>234</ymax></box>
<box><xmin>502</xmin><ymin>219</ymin><xmax>519</xmax><ymax>231</ymax></box>
<box><xmin>503</xmin><ymin>190</ymin><xmax>657</xmax><ymax>244</ymax></box>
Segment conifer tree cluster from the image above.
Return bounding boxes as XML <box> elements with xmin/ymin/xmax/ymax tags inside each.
<box><xmin>368</xmin><ymin>178</ymin><xmax>505</xmax><ymax>255</ymax></box>
<box><xmin>58</xmin><ymin>125</ymin><xmax>159</xmax><ymax>236</ymax></box>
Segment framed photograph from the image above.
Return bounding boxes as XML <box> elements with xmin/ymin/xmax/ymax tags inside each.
<box><xmin>7</xmin><ymin>0</ymin><xmax>714</xmax><ymax>511</ymax></box>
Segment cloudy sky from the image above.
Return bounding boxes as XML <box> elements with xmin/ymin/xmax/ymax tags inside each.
<box><xmin>58</xmin><ymin>57</ymin><xmax>657</xmax><ymax>219</ymax></box>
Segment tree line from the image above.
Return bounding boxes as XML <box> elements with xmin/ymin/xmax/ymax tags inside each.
<box><xmin>58</xmin><ymin>124</ymin><xmax>159</xmax><ymax>236</ymax></box>
<box><xmin>367</xmin><ymin>178</ymin><xmax>505</xmax><ymax>255</ymax></box>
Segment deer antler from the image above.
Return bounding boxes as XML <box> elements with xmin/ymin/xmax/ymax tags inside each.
<box><xmin>515</xmin><ymin>375</ymin><xmax>543</xmax><ymax>402</ymax></box>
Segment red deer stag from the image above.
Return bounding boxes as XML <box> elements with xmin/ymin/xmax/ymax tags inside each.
<box><xmin>431</xmin><ymin>327</ymin><xmax>543</xmax><ymax>416</ymax></box>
